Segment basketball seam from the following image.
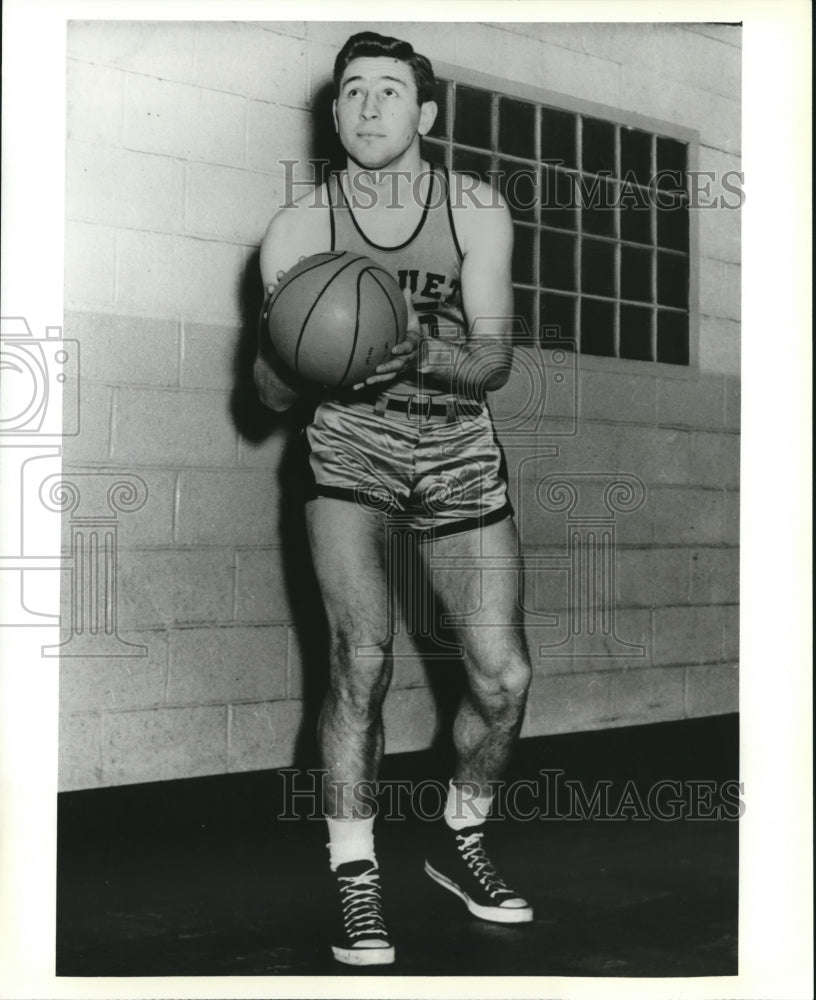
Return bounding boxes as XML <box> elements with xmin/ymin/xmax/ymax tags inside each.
<box><xmin>292</xmin><ymin>253</ymin><xmax>368</xmax><ymax>375</ymax></box>
<box><xmin>269</xmin><ymin>252</ymin><xmax>344</xmax><ymax>333</ymax></box>
<box><xmin>366</xmin><ymin>268</ymin><xmax>401</xmax><ymax>354</ymax></box>
<box><xmin>336</xmin><ymin>271</ymin><xmax>365</xmax><ymax>387</ymax></box>
<box><xmin>271</xmin><ymin>252</ymin><xmax>343</xmax><ymax>307</ymax></box>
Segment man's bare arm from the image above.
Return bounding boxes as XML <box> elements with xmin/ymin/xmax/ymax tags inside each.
<box><xmin>421</xmin><ymin>176</ymin><xmax>515</xmax><ymax>397</ymax></box>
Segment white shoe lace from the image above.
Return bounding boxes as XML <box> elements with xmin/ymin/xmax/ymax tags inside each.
<box><xmin>338</xmin><ymin>867</ymin><xmax>389</xmax><ymax>942</ymax></box>
<box><xmin>456</xmin><ymin>831</ymin><xmax>514</xmax><ymax>899</ymax></box>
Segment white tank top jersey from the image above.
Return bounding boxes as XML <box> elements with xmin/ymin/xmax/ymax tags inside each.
<box><xmin>327</xmin><ymin>164</ymin><xmax>468</xmax><ymax>397</ymax></box>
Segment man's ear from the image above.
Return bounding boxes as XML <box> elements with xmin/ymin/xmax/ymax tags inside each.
<box><xmin>418</xmin><ymin>100</ymin><xmax>438</xmax><ymax>137</ymax></box>
<box><xmin>332</xmin><ymin>98</ymin><xmax>339</xmax><ymax>132</ymax></box>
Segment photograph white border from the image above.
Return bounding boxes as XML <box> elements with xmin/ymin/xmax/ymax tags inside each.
<box><xmin>1</xmin><ymin>2</ymin><xmax>812</xmax><ymax>998</ymax></box>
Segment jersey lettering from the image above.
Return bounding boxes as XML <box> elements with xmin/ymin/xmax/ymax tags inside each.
<box><xmin>399</xmin><ymin>269</ymin><xmax>459</xmax><ymax>305</ymax></box>
<box><xmin>422</xmin><ymin>272</ymin><xmax>446</xmax><ymax>299</ymax></box>
<box><xmin>397</xmin><ymin>268</ymin><xmax>459</xmax><ymax>306</ymax></box>
<box><xmin>398</xmin><ymin>269</ymin><xmax>420</xmax><ymax>294</ymax></box>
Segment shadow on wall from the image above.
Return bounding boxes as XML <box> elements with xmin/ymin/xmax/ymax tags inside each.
<box><xmin>310</xmin><ymin>80</ymin><xmax>347</xmax><ymax>185</ymax></box>
<box><xmin>228</xmin><ymin>77</ymin><xmax>344</xmax><ymax>439</ymax></box>
<box><xmin>229</xmin><ymin>73</ymin><xmax>348</xmax><ymax>766</ymax></box>
<box><xmin>229</xmin><ymin>246</ymin><xmax>329</xmax><ymax>769</ymax></box>
<box><xmin>227</xmin><ymin>82</ymin><xmax>468</xmax><ymax>773</ymax></box>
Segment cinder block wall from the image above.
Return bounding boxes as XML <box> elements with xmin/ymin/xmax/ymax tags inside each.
<box><xmin>60</xmin><ymin>21</ymin><xmax>740</xmax><ymax>790</ymax></box>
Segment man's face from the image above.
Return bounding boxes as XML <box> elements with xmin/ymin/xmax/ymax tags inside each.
<box><xmin>333</xmin><ymin>56</ymin><xmax>437</xmax><ymax>170</ymax></box>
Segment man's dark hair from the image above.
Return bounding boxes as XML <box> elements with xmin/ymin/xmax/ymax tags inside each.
<box><xmin>333</xmin><ymin>32</ymin><xmax>436</xmax><ymax>105</ymax></box>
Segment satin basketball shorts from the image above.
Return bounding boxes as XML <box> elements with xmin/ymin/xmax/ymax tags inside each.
<box><xmin>304</xmin><ymin>395</ymin><xmax>514</xmax><ymax>539</ymax></box>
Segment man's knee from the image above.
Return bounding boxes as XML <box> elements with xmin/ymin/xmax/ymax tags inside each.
<box><xmin>470</xmin><ymin>650</ymin><xmax>531</xmax><ymax>712</ymax></box>
<box><xmin>498</xmin><ymin>655</ymin><xmax>532</xmax><ymax>703</ymax></box>
<box><xmin>328</xmin><ymin>630</ymin><xmax>393</xmax><ymax>715</ymax></box>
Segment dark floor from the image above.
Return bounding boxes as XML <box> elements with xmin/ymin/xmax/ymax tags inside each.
<box><xmin>57</xmin><ymin>714</ymin><xmax>739</xmax><ymax>977</ymax></box>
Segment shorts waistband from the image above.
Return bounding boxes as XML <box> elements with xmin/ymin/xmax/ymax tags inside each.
<box><xmin>372</xmin><ymin>394</ymin><xmax>484</xmax><ymax>423</ymax></box>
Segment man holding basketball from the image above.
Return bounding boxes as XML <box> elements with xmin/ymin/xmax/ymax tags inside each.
<box><xmin>255</xmin><ymin>31</ymin><xmax>534</xmax><ymax>966</ymax></box>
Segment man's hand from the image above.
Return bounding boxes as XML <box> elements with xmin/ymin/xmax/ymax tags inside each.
<box><xmin>352</xmin><ymin>288</ymin><xmax>424</xmax><ymax>390</ymax></box>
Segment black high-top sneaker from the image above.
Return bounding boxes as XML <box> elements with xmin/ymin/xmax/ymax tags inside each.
<box><xmin>331</xmin><ymin>859</ymin><xmax>395</xmax><ymax>965</ymax></box>
<box><xmin>425</xmin><ymin>825</ymin><xmax>533</xmax><ymax>923</ymax></box>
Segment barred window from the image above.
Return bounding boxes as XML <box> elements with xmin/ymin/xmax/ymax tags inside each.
<box><xmin>423</xmin><ymin>77</ymin><xmax>691</xmax><ymax>365</ymax></box>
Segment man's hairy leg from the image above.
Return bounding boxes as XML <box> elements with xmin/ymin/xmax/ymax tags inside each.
<box><xmin>420</xmin><ymin>516</ymin><xmax>534</xmax><ymax>921</ymax></box>
<box><xmin>307</xmin><ymin>497</ymin><xmax>397</xmax><ymax>962</ymax></box>
<box><xmin>306</xmin><ymin>498</ymin><xmax>394</xmax><ymax>820</ymax></box>
<box><xmin>421</xmin><ymin>517</ymin><xmax>532</xmax><ymax>797</ymax></box>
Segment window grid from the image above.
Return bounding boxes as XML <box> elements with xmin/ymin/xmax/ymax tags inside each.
<box><xmin>423</xmin><ymin>79</ymin><xmax>691</xmax><ymax>365</ymax></box>
<box><xmin>613</xmin><ymin>123</ymin><xmax>621</xmax><ymax>358</ymax></box>
<box><xmin>575</xmin><ymin>113</ymin><xmax>583</xmax><ymax>354</ymax></box>
<box><xmin>650</xmin><ymin>133</ymin><xmax>659</xmax><ymax>361</ymax></box>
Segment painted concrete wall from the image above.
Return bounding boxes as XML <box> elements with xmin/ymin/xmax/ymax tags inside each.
<box><xmin>59</xmin><ymin>20</ymin><xmax>740</xmax><ymax>789</ymax></box>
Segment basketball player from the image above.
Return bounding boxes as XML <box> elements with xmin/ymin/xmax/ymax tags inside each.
<box><xmin>255</xmin><ymin>32</ymin><xmax>534</xmax><ymax>966</ymax></box>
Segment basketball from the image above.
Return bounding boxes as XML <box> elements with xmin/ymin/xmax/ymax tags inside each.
<box><xmin>264</xmin><ymin>251</ymin><xmax>408</xmax><ymax>388</ymax></box>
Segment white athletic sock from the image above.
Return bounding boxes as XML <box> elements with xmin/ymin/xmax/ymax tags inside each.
<box><xmin>326</xmin><ymin>816</ymin><xmax>376</xmax><ymax>871</ymax></box>
<box><xmin>444</xmin><ymin>780</ymin><xmax>494</xmax><ymax>831</ymax></box>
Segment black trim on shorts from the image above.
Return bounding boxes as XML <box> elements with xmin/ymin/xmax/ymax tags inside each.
<box><xmin>301</xmin><ymin>405</ymin><xmax>515</xmax><ymax>539</ymax></box>
<box><xmin>304</xmin><ymin>487</ymin><xmax>515</xmax><ymax>542</ymax></box>
<box><xmin>304</xmin><ymin>482</ymin><xmax>399</xmax><ymax>514</ymax></box>
<box><xmin>415</xmin><ymin>500</ymin><xmax>515</xmax><ymax>542</ymax></box>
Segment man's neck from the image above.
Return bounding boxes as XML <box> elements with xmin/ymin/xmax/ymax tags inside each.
<box><xmin>344</xmin><ymin>150</ymin><xmax>430</xmax><ymax>211</ymax></box>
